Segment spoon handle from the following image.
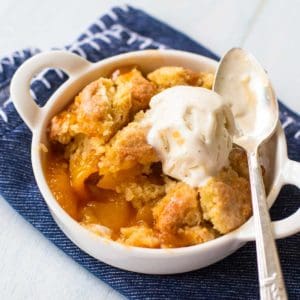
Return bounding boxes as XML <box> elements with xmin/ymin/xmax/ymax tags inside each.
<box><xmin>247</xmin><ymin>151</ymin><xmax>287</xmax><ymax>300</ymax></box>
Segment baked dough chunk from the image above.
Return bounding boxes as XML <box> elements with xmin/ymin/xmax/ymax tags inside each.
<box><xmin>98</xmin><ymin>121</ymin><xmax>159</xmax><ymax>176</ymax></box>
<box><xmin>118</xmin><ymin>225</ymin><xmax>160</xmax><ymax>248</ymax></box>
<box><xmin>200</xmin><ymin>168</ymin><xmax>252</xmax><ymax>234</ymax></box>
<box><xmin>115</xmin><ymin>177</ymin><xmax>165</xmax><ymax>209</ymax></box>
<box><xmin>114</xmin><ymin>68</ymin><xmax>157</xmax><ymax>115</ymax></box>
<box><xmin>153</xmin><ymin>182</ymin><xmax>202</xmax><ymax>231</ymax></box>
<box><xmin>49</xmin><ymin>78</ymin><xmax>117</xmax><ymax>144</ymax></box>
<box><xmin>153</xmin><ymin>182</ymin><xmax>214</xmax><ymax>247</ymax></box>
<box><xmin>49</xmin><ymin>69</ymin><xmax>156</xmax><ymax>145</ymax></box>
<box><xmin>147</xmin><ymin>66</ymin><xmax>214</xmax><ymax>91</ymax></box>
<box><xmin>49</xmin><ymin>106</ymin><xmax>77</xmax><ymax>145</ymax></box>
<box><xmin>177</xmin><ymin>225</ymin><xmax>216</xmax><ymax>247</ymax></box>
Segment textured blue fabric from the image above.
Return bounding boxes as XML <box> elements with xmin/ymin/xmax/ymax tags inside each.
<box><xmin>0</xmin><ymin>5</ymin><xmax>299</xmax><ymax>299</ymax></box>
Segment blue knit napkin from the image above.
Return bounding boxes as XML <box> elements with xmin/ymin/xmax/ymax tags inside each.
<box><xmin>0</xmin><ymin>5</ymin><xmax>299</xmax><ymax>299</ymax></box>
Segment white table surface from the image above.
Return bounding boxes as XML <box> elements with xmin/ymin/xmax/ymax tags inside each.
<box><xmin>0</xmin><ymin>0</ymin><xmax>299</xmax><ymax>299</ymax></box>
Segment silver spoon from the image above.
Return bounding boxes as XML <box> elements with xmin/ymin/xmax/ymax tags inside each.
<box><xmin>213</xmin><ymin>48</ymin><xmax>287</xmax><ymax>300</ymax></box>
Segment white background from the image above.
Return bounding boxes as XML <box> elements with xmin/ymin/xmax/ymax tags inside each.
<box><xmin>0</xmin><ymin>0</ymin><xmax>299</xmax><ymax>299</ymax></box>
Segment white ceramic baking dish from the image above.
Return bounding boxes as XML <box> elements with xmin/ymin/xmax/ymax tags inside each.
<box><xmin>10</xmin><ymin>49</ymin><xmax>300</xmax><ymax>274</ymax></box>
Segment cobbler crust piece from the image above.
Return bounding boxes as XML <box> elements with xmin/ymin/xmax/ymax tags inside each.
<box><xmin>200</xmin><ymin>150</ymin><xmax>252</xmax><ymax>234</ymax></box>
<box><xmin>50</xmin><ymin>69</ymin><xmax>156</xmax><ymax>145</ymax></box>
<box><xmin>153</xmin><ymin>181</ymin><xmax>216</xmax><ymax>247</ymax></box>
<box><xmin>147</xmin><ymin>66</ymin><xmax>214</xmax><ymax>91</ymax></box>
<box><xmin>118</xmin><ymin>225</ymin><xmax>160</xmax><ymax>248</ymax></box>
<box><xmin>98</xmin><ymin>121</ymin><xmax>159</xmax><ymax>176</ymax></box>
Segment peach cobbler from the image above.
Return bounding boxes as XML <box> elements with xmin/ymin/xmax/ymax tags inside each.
<box><xmin>46</xmin><ymin>66</ymin><xmax>252</xmax><ymax>248</ymax></box>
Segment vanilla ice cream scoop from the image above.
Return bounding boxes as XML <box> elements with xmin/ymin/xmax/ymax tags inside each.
<box><xmin>142</xmin><ymin>86</ymin><xmax>237</xmax><ymax>187</ymax></box>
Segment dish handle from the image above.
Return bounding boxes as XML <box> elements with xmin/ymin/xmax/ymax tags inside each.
<box><xmin>275</xmin><ymin>159</ymin><xmax>300</xmax><ymax>238</ymax></box>
<box><xmin>239</xmin><ymin>159</ymin><xmax>300</xmax><ymax>241</ymax></box>
<box><xmin>10</xmin><ymin>51</ymin><xmax>91</xmax><ymax>131</ymax></box>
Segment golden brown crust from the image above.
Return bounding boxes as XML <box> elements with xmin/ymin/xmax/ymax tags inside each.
<box><xmin>199</xmin><ymin>168</ymin><xmax>252</xmax><ymax>234</ymax></box>
<box><xmin>153</xmin><ymin>182</ymin><xmax>201</xmax><ymax>231</ymax></box>
<box><xmin>98</xmin><ymin>121</ymin><xmax>159</xmax><ymax>176</ymax></box>
<box><xmin>115</xmin><ymin>68</ymin><xmax>157</xmax><ymax>114</ymax></box>
<box><xmin>115</xmin><ymin>178</ymin><xmax>165</xmax><ymax>209</ymax></box>
<box><xmin>50</xmin><ymin>78</ymin><xmax>117</xmax><ymax>144</ymax></box>
<box><xmin>49</xmin><ymin>69</ymin><xmax>156</xmax><ymax>145</ymax></box>
<box><xmin>49</xmin><ymin>105</ymin><xmax>77</xmax><ymax>144</ymax></box>
<box><xmin>177</xmin><ymin>226</ymin><xmax>217</xmax><ymax>246</ymax></box>
<box><xmin>147</xmin><ymin>66</ymin><xmax>214</xmax><ymax>91</ymax></box>
<box><xmin>118</xmin><ymin>225</ymin><xmax>160</xmax><ymax>248</ymax></box>
<box><xmin>153</xmin><ymin>182</ymin><xmax>208</xmax><ymax>247</ymax></box>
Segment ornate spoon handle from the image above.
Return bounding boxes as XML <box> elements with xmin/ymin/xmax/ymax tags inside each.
<box><xmin>247</xmin><ymin>151</ymin><xmax>287</xmax><ymax>300</ymax></box>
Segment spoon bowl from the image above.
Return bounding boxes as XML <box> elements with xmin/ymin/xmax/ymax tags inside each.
<box><xmin>213</xmin><ymin>48</ymin><xmax>278</xmax><ymax>150</ymax></box>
